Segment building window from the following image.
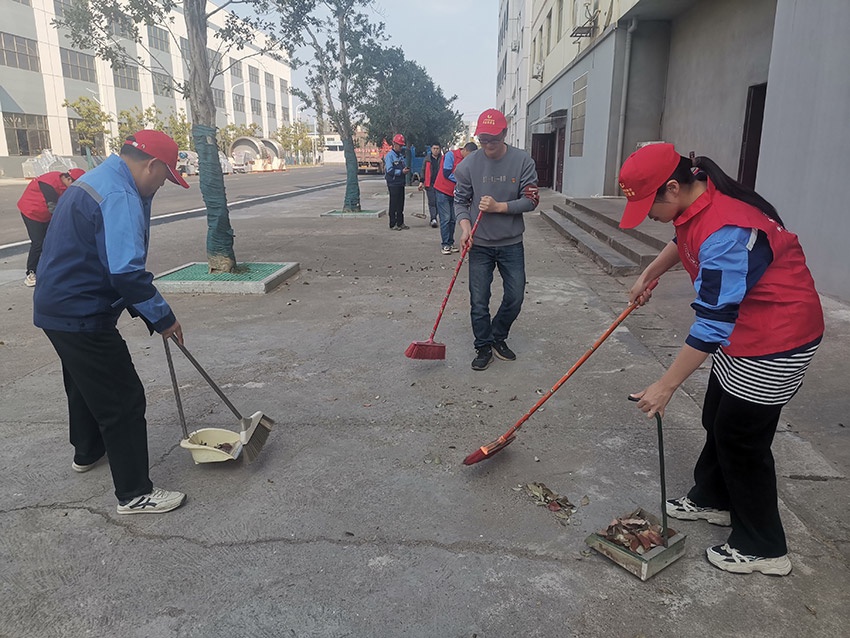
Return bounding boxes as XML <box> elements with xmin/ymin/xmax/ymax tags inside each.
<box><xmin>570</xmin><ymin>73</ymin><xmax>587</xmax><ymax>157</ymax></box>
<box><xmin>148</xmin><ymin>25</ymin><xmax>170</xmax><ymax>53</ymax></box>
<box><xmin>180</xmin><ymin>37</ymin><xmax>189</xmax><ymax>56</ymax></box>
<box><xmin>152</xmin><ymin>71</ymin><xmax>173</xmax><ymax>97</ymax></box>
<box><xmin>60</xmin><ymin>48</ymin><xmax>97</xmax><ymax>83</ymax></box>
<box><xmin>280</xmin><ymin>78</ymin><xmax>289</xmax><ymax>93</ymax></box>
<box><xmin>232</xmin><ymin>93</ymin><xmax>245</xmax><ymax>113</ymax></box>
<box><xmin>208</xmin><ymin>48</ymin><xmax>222</xmax><ymax>73</ymax></box>
<box><xmin>212</xmin><ymin>87</ymin><xmax>225</xmax><ymax>109</ymax></box>
<box><xmin>557</xmin><ymin>0</ymin><xmax>564</xmax><ymax>41</ymax></box>
<box><xmin>267</xmin><ymin>102</ymin><xmax>276</xmax><ymax>118</ymax></box>
<box><xmin>230</xmin><ymin>58</ymin><xmax>242</xmax><ymax>78</ymax></box>
<box><xmin>546</xmin><ymin>11</ymin><xmax>552</xmax><ymax>54</ymax></box>
<box><xmin>4</xmin><ymin>113</ymin><xmax>50</xmax><ymax>156</ymax></box>
<box><xmin>54</xmin><ymin>0</ymin><xmax>71</xmax><ymax>17</ymax></box>
<box><xmin>0</xmin><ymin>32</ymin><xmax>40</xmax><ymax>72</ymax></box>
<box><xmin>11</xmin><ymin>0</ymin><xmax>31</xmax><ymax>5</ymax></box>
<box><xmin>265</xmin><ymin>72</ymin><xmax>274</xmax><ymax>90</ymax></box>
<box><xmin>251</xmin><ymin>98</ymin><xmax>262</xmax><ymax>115</ymax></box>
<box><xmin>108</xmin><ymin>15</ymin><xmax>133</xmax><ymax>39</ymax></box>
<box><xmin>113</xmin><ymin>64</ymin><xmax>140</xmax><ymax>91</ymax></box>
<box><xmin>69</xmin><ymin>118</ymin><xmax>105</xmax><ymax>155</ymax></box>
<box><xmin>281</xmin><ymin>106</ymin><xmax>290</xmax><ymax>122</ymax></box>
<box><xmin>248</xmin><ymin>65</ymin><xmax>259</xmax><ymax>84</ymax></box>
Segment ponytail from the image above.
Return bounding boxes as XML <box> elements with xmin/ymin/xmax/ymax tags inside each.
<box><xmin>656</xmin><ymin>155</ymin><xmax>785</xmax><ymax>228</ymax></box>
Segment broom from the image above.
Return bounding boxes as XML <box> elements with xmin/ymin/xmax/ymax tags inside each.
<box><xmin>463</xmin><ymin>280</ymin><xmax>659</xmax><ymax>465</ymax></box>
<box><xmin>170</xmin><ymin>336</ymin><xmax>273</xmax><ymax>462</ymax></box>
<box><xmin>405</xmin><ymin>209</ymin><xmax>485</xmax><ymax>359</ymax></box>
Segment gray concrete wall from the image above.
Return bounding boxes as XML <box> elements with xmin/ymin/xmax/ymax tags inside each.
<box><xmin>757</xmin><ymin>0</ymin><xmax>850</xmax><ymax>302</ymax></box>
<box><xmin>661</xmin><ymin>0</ymin><xmax>777</xmax><ymax>172</ymax></box>
<box><xmin>622</xmin><ymin>21</ymin><xmax>670</xmax><ymax>158</ymax></box>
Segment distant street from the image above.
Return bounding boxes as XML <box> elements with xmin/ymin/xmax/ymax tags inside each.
<box><xmin>0</xmin><ymin>165</ymin><xmax>349</xmax><ymax>246</ymax></box>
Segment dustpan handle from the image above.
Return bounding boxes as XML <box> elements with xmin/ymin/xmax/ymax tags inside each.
<box><xmin>169</xmin><ymin>335</ymin><xmax>244</xmax><ymax>420</ymax></box>
<box><xmin>163</xmin><ymin>337</ymin><xmax>189</xmax><ymax>439</ymax></box>
<box><xmin>628</xmin><ymin>395</ymin><xmax>669</xmax><ymax>547</ymax></box>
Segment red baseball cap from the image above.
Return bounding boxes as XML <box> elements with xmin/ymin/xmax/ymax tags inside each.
<box><xmin>618</xmin><ymin>143</ymin><xmax>681</xmax><ymax>228</ymax></box>
<box><xmin>475</xmin><ymin>109</ymin><xmax>508</xmax><ymax>136</ymax></box>
<box><xmin>392</xmin><ymin>134</ymin><xmax>405</xmax><ymax>145</ymax></box>
<box><xmin>124</xmin><ymin>130</ymin><xmax>190</xmax><ymax>189</ymax></box>
<box><xmin>67</xmin><ymin>168</ymin><xmax>86</xmax><ymax>180</ymax></box>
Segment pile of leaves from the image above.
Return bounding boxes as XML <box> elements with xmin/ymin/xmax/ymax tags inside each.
<box><xmin>514</xmin><ymin>482</ymin><xmax>579</xmax><ymax>525</ymax></box>
<box><xmin>599</xmin><ymin>508</ymin><xmax>675</xmax><ymax>554</ymax></box>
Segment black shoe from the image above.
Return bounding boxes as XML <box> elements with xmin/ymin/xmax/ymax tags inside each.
<box><xmin>471</xmin><ymin>346</ymin><xmax>493</xmax><ymax>371</ymax></box>
<box><xmin>492</xmin><ymin>340</ymin><xmax>516</xmax><ymax>361</ymax></box>
<box><xmin>398</xmin><ymin>224</ymin><xmax>410</xmax><ymax>230</ymax></box>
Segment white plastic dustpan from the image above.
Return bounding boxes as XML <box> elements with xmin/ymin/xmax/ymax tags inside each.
<box><xmin>179</xmin><ymin>427</ymin><xmax>243</xmax><ymax>464</ymax></box>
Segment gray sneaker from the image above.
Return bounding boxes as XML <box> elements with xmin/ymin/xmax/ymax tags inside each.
<box><xmin>706</xmin><ymin>543</ymin><xmax>792</xmax><ymax>576</ymax></box>
<box><xmin>117</xmin><ymin>487</ymin><xmax>186</xmax><ymax>515</ymax></box>
<box><xmin>666</xmin><ymin>496</ymin><xmax>731</xmax><ymax>526</ymax></box>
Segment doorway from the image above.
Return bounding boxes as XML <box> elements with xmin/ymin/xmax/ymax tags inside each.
<box><xmin>531</xmin><ymin>133</ymin><xmax>555</xmax><ymax>188</ymax></box>
<box><xmin>738</xmin><ymin>83</ymin><xmax>767</xmax><ymax>189</ymax></box>
<box><xmin>555</xmin><ymin>127</ymin><xmax>566</xmax><ymax>192</ymax></box>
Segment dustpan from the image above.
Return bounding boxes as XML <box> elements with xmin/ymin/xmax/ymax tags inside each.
<box><xmin>164</xmin><ymin>337</ymin><xmax>242</xmax><ymax>464</ymax></box>
<box><xmin>584</xmin><ymin>403</ymin><xmax>687</xmax><ymax>581</ymax></box>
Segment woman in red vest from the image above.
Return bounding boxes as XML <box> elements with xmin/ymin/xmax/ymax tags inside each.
<box><xmin>618</xmin><ymin>143</ymin><xmax>823</xmax><ymax>577</ymax></box>
<box><xmin>18</xmin><ymin>168</ymin><xmax>85</xmax><ymax>286</ymax></box>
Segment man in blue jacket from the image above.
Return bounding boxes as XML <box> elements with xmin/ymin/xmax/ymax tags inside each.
<box><xmin>385</xmin><ymin>133</ymin><xmax>410</xmax><ymax>230</ymax></box>
<box><xmin>34</xmin><ymin>130</ymin><xmax>190</xmax><ymax>514</ymax></box>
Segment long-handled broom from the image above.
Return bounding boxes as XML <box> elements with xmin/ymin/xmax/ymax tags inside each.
<box><xmin>170</xmin><ymin>336</ymin><xmax>273</xmax><ymax>462</ymax></box>
<box><xmin>463</xmin><ymin>280</ymin><xmax>658</xmax><ymax>465</ymax></box>
<box><xmin>405</xmin><ymin>209</ymin><xmax>485</xmax><ymax>360</ymax></box>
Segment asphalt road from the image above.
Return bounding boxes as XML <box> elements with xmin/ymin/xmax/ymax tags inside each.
<box><xmin>0</xmin><ymin>164</ymin><xmax>350</xmax><ymax>246</ymax></box>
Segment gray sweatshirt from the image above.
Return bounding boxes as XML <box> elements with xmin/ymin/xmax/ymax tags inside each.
<box><xmin>454</xmin><ymin>145</ymin><xmax>539</xmax><ymax>247</ymax></box>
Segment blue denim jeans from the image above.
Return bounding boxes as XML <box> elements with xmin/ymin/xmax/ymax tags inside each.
<box><xmin>468</xmin><ymin>241</ymin><xmax>526</xmax><ymax>349</ymax></box>
<box><xmin>436</xmin><ymin>191</ymin><xmax>456</xmax><ymax>248</ymax></box>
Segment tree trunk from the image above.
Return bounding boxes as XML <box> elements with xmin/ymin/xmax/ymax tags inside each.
<box><xmin>341</xmin><ymin>136</ymin><xmax>361</xmax><ymax>212</ymax></box>
<box><xmin>184</xmin><ymin>0</ymin><xmax>235</xmax><ymax>273</ymax></box>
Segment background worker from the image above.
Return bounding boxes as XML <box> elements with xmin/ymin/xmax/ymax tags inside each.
<box><xmin>18</xmin><ymin>168</ymin><xmax>86</xmax><ymax>287</ymax></box>
<box><xmin>385</xmin><ymin>133</ymin><xmax>410</xmax><ymax>230</ymax></box>
<box><xmin>418</xmin><ymin>143</ymin><xmax>443</xmax><ymax>228</ymax></box>
<box><xmin>33</xmin><ymin>130</ymin><xmax>191</xmax><ymax>515</ymax></box>
<box><xmin>434</xmin><ymin>141</ymin><xmax>477</xmax><ymax>255</ymax></box>
<box><xmin>455</xmin><ymin>109</ymin><xmax>539</xmax><ymax>371</ymax></box>
<box><xmin>619</xmin><ymin>143</ymin><xmax>823</xmax><ymax>576</ymax></box>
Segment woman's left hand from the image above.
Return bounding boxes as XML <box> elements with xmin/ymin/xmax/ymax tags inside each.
<box><xmin>629</xmin><ymin>381</ymin><xmax>675</xmax><ymax>419</ymax></box>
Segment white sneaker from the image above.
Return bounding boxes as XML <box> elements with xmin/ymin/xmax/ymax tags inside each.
<box><xmin>450</xmin><ymin>245</ymin><xmax>460</xmax><ymax>253</ymax></box>
<box><xmin>72</xmin><ymin>455</ymin><xmax>104</xmax><ymax>473</ymax></box>
<box><xmin>117</xmin><ymin>487</ymin><xmax>186</xmax><ymax>514</ymax></box>
<box><xmin>430</xmin><ymin>219</ymin><xmax>439</xmax><ymax>228</ymax></box>
<box><xmin>24</xmin><ymin>272</ymin><xmax>36</xmax><ymax>287</ymax></box>
<box><xmin>441</xmin><ymin>245</ymin><xmax>452</xmax><ymax>255</ymax></box>
<box><xmin>666</xmin><ymin>496</ymin><xmax>731</xmax><ymax>526</ymax></box>
<box><xmin>706</xmin><ymin>543</ymin><xmax>792</xmax><ymax>576</ymax></box>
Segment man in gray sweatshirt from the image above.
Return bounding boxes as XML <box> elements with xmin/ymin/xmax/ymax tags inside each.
<box><xmin>454</xmin><ymin>109</ymin><xmax>540</xmax><ymax>371</ymax></box>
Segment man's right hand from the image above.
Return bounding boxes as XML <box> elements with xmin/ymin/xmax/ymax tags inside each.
<box><xmin>162</xmin><ymin>320</ymin><xmax>183</xmax><ymax>345</ymax></box>
<box><xmin>418</xmin><ymin>183</ymin><xmax>424</xmax><ymax>191</ymax></box>
<box><xmin>459</xmin><ymin>220</ymin><xmax>473</xmax><ymax>252</ymax></box>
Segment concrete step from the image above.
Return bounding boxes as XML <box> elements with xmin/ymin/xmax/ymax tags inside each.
<box><xmin>561</xmin><ymin>197</ymin><xmax>671</xmax><ymax>251</ymax></box>
<box><xmin>540</xmin><ymin>210</ymin><xmax>640</xmax><ymax>276</ymax></box>
<box><xmin>552</xmin><ymin>203</ymin><xmax>659</xmax><ymax>270</ymax></box>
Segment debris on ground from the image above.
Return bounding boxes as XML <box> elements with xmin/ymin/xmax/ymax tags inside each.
<box><xmin>513</xmin><ymin>482</ymin><xmax>577</xmax><ymax>525</ymax></box>
<box><xmin>599</xmin><ymin>508</ymin><xmax>676</xmax><ymax>554</ymax></box>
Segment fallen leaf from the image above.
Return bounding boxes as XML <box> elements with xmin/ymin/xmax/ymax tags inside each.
<box><xmin>580</xmin><ymin>495</ymin><xmax>590</xmax><ymax>506</ymax></box>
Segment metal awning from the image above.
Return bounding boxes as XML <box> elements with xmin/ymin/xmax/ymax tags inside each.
<box><xmin>530</xmin><ymin>109</ymin><xmax>569</xmax><ymax>133</ymax></box>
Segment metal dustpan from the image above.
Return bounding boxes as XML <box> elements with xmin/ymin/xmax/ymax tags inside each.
<box><xmin>164</xmin><ymin>337</ymin><xmax>242</xmax><ymax>464</ymax></box>
<box><xmin>585</xmin><ymin>404</ymin><xmax>687</xmax><ymax>581</ymax></box>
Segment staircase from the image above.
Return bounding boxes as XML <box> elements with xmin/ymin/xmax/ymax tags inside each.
<box><xmin>540</xmin><ymin>196</ymin><xmax>674</xmax><ymax>276</ymax></box>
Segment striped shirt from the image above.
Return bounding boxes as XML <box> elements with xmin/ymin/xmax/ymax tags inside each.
<box><xmin>711</xmin><ymin>338</ymin><xmax>820</xmax><ymax>405</ymax></box>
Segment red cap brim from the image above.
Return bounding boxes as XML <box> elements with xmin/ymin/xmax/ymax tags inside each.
<box><xmin>619</xmin><ymin>194</ymin><xmax>654</xmax><ymax>229</ymax></box>
<box><xmin>166</xmin><ymin>166</ymin><xmax>190</xmax><ymax>189</ymax></box>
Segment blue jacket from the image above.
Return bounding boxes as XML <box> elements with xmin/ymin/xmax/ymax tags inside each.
<box><xmin>33</xmin><ymin>154</ymin><xmax>175</xmax><ymax>333</ymax></box>
<box><xmin>384</xmin><ymin>149</ymin><xmax>406</xmax><ymax>186</ymax></box>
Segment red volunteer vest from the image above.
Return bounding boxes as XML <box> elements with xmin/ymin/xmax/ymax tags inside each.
<box><xmin>433</xmin><ymin>149</ymin><xmax>465</xmax><ymax>197</ymax></box>
<box><xmin>18</xmin><ymin>171</ymin><xmax>69</xmax><ymax>223</ymax></box>
<box><xmin>423</xmin><ymin>154</ymin><xmax>441</xmax><ymax>188</ymax></box>
<box><xmin>674</xmin><ymin>180</ymin><xmax>823</xmax><ymax>356</ymax></box>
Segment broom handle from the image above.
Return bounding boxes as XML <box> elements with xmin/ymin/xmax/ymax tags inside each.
<box><xmin>426</xmin><ymin>209</ymin><xmax>485</xmax><ymax>341</ymax></box>
<box><xmin>163</xmin><ymin>336</ymin><xmax>189</xmax><ymax>439</ymax></box>
<box><xmin>169</xmin><ymin>335</ymin><xmax>245</xmax><ymax>420</ymax></box>
<box><xmin>499</xmin><ymin>280</ymin><xmax>659</xmax><ymax>440</ymax></box>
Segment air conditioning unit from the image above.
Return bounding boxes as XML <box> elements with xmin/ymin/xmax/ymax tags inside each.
<box><xmin>510</xmin><ymin>40</ymin><xmax>520</xmax><ymax>52</ymax></box>
<box><xmin>531</xmin><ymin>63</ymin><xmax>544</xmax><ymax>80</ymax></box>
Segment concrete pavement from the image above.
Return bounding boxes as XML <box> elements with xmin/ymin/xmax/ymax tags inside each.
<box><xmin>0</xmin><ymin>183</ymin><xmax>847</xmax><ymax>637</ymax></box>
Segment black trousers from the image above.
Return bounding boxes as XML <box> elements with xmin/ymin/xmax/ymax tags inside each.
<box><xmin>387</xmin><ymin>184</ymin><xmax>405</xmax><ymax>228</ymax></box>
<box><xmin>21</xmin><ymin>212</ymin><xmax>49</xmax><ymax>273</ymax></box>
<box><xmin>44</xmin><ymin>329</ymin><xmax>153</xmax><ymax>502</ymax></box>
<box><xmin>425</xmin><ymin>186</ymin><xmax>438</xmax><ymax>221</ymax></box>
<box><xmin>688</xmin><ymin>373</ymin><xmax>787</xmax><ymax>557</ymax></box>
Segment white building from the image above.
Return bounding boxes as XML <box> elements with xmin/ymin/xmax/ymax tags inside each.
<box><xmin>496</xmin><ymin>0</ymin><xmax>532</xmax><ymax>149</ymax></box>
<box><xmin>0</xmin><ymin>0</ymin><xmax>293</xmax><ymax>176</ymax></box>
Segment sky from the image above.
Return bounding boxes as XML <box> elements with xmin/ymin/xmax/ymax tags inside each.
<box><xmin>290</xmin><ymin>0</ymin><xmax>499</xmax><ymax>124</ymax></box>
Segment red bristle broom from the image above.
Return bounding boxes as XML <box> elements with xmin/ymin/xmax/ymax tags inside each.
<box><xmin>405</xmin><ymin>209</ymin><xmax>485</xmax><ymax>360</ymax></box>
<box><xmin>463</xmin><ymin>280</ymin><xmax>659</xmax><ymax>465</ymax></box>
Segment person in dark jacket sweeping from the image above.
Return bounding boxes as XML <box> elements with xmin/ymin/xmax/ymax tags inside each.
<box><xmin>34</xmin><ymin>130</ymin><xmax>190</xmax><ymax>515</ymax></box>
<box><xmin>619</xmin><ymin>143</ymin><xmax>823</xmax><ymax>576</ymax></box>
